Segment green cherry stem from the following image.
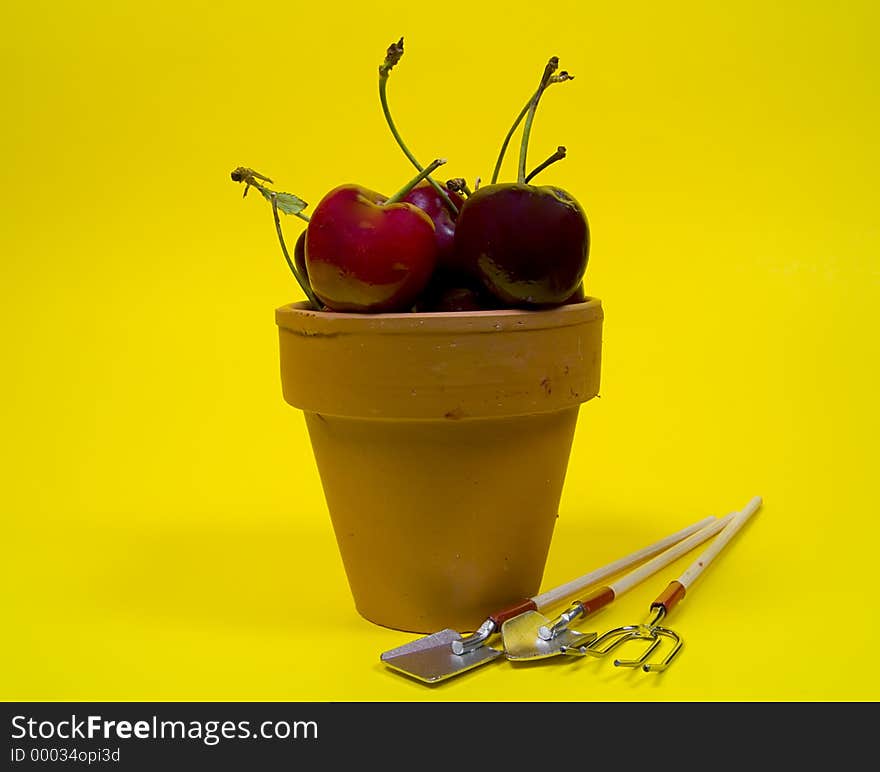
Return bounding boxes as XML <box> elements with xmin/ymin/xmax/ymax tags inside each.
<box><xmin>524</xmin><ymin>145</ymin><xmax>567</xmax><ymax>183</ymax></box>
<box><xmin>231</xmin><ymin>168</ymin><xmax>311</xmax><ymax>222</ymax></box>
<box><xmin>385</xmin><ymin>158</ymin><xmax>447</xmax><ymax>204</ymax></box>
<box><xmin>490</xmin><ymin>99</ymin><xmax>531</xmax><ymax>185</ymax></box>
<box><xmin>517</xmin><ymin>57</ymin><xmax>561</xmax><ymax>184</ymax></box>
<box><xmin>491</xmin><ymin>58</ymin><xmax>573</xmax><ymax>184</ymax></box>
<box><xmin>230</xmin><ymin>167</ymin><xmax>320</xmax><ymax>308</ymax></box>
<box><xmin>270</xmin><ymin>195</ymin><xmax>322</xmax><ymax>310</ymax></box>
<box><xmin>379</xmin><ymin>39</ymin><xmax>459</xmax><ymax>216</ymax></box>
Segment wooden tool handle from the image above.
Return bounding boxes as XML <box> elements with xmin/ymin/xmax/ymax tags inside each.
<box><xmin>677</xmin><ymin>496</ymin><xmax>763</xmax><ymax>591</ymax></box>
<box><xmin>531</xmin><ymin>515</ymin><xmax>716</xmax><ymax>611</ymax></box>
<box><xmin>608</xmin><ymin>515</ymin><xmax>732</xmax><ymax>597</ymax></box>
<box><xmin>652</xmin><ymin>497</ymin><xmax>762</xmax><ymax>615</ymax></box>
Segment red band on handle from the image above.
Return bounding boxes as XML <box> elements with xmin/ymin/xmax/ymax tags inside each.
<box><xmin>651</xmin><ymin>580</ymin><xmax>687</xmax><ymax>614</ymax></box>
<box><xmin>577</xmin><ymin>586</ymin><xmax>616</xmax><ymax>615</ymax></box>
<box><xmin>489</xmin><ymin>598</ymin><xmax>539</xmax><ymax>627</ymax></box>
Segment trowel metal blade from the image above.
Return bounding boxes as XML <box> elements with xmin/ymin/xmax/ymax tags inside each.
<box><xmin>381</xmin><ymin>628</ymin><xmax>462</xmax><ymax>660</ymax></box>
<box><xmin>380</xmin><ymin>628</ymin><xmax>503</xmax><ymax>683</ymax></box>
<box><xmin>501</xmin><ymin>611</ymin><xmax>596</xmax><ymax>661</ymax></box>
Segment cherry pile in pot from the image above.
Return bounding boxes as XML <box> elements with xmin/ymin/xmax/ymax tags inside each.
<box><xmin>231</xmin><ymin>38</ymin><xmax>589</xmax><ymax>314</ymax></box>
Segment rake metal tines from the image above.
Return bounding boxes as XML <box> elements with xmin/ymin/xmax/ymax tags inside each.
<box><xmin>574</xmin><ymin>597</ymin><xmax>684</xmax><ymax>672</ymax></box>
<box><xmin>563</xmin><ymin>495</ymin><xmax>763</xmax><ymax>673</ymax></box>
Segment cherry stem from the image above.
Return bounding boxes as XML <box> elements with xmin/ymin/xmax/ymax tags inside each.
<box><xmin>524</xmin><ymin>145</ymin><xmax>567</xmax><ymax>183</ymax></box>
<box><xmin>490</xmin><ymin>99</ymin><xmax>531</xmax><ymax>185</ymax></box>
<box><xmin>270</xmin><ymin>195</ymin><xmax>322</xmax><ymax>310</ymax></box>
<box><xmin>234</xmin><ymin>170</ymin><xmax>311</xmax><ymax>222</ymax></box>
<box><xmin>491</xmin><ymin>58</ymin><xmax>573</xmax><ymax>184</ymax></box>
<box><xmin>379</xmin><ymin>40</ymin><xmax>459</xmax><ymax>216</ymax></box>
<box><xmin>385</xmin><ymin>159</ymin><xmax>447</xmax><ymax>204</ymax></box>
<box><xmin>518</xmin><ymin>57</ymin><xmax>560</xmax><ymax>184</ymax></box>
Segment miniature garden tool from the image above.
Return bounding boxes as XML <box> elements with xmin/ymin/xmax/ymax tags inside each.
<box><xmin>501</xmin><ymin>511</ymin><xmax>737</xmax><ymax>661</ymax></box>
<box><xmin>562</xmin><ymin>495</ymin><xmax>762</xmax><ymax>672</ymax></box>
<box><xmin>379</xmin><ymin>514</ymin><xmax>717</xmax><ymax>683</ymax></box>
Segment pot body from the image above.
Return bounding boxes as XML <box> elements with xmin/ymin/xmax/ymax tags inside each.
<box><xmin>276</xmin><ymin>300</ymin><xmax>603</xmax><ymax>633</ymax></box>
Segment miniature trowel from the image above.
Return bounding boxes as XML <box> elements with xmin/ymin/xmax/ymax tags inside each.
<box><xmin>379</xmin><ymin>514</ymin><xmax>716</xmax><ymax>683</ymax></box>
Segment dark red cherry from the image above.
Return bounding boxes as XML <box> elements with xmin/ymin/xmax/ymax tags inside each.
<box><xmin>563</xmin><ymin>282</ymin><xmax>586</xmax><ymax>304</ymax></box>
<box><xmin>411</xmin><ymin>269</ymin><xmax>501</xmax><ymax>312</ymax></box>
<box><xmin>293</xmin><ymin>229</ymin><xmax>308</xmax><ymax>284</ymax></box>
<box><xmin>453</xmin><ymin>183</ymin><xmax>589</xmax><ymax>307</ymax></box>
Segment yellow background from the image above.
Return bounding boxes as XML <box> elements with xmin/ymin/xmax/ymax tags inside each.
<box><xmin>2</xmin><ymin>0</ymin><xmax>878</xmax><ymax>701</ymax></box>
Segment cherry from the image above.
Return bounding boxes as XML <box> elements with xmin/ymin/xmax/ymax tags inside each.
<box><xmin>411</xmin><ymin>268</ymin><xmax>501</xmax><ymax>312</ymax></box>
<box><xmin>428</xmin><ymin>286</ymin><xmax>489</xmax><ymax>312</ymax></box>
<box><xmin>304</xmin><ymin>160</ymin><xmax>446</xmax><ymax>313</ymax></box>
<box><xmin>401</xmin><ymin>180</ymin><xmax>465</xmax><ymax>269</ymax></box>
<box><xmin>454</xmin><ymin>182</ymin><xmax>588</xmax><ymax>306</ymax></box>
<box><xmin>454</xmin><ymin>57</ymin><xmax>589</xmax><ymax>307</ymax></box>
<box><xmin>563</xmin><ymin>282</ymin><xmax>586</xmax><ymax>304</ymax></box>
<box><xmin>293</xmin><ymin>229</ymin><xmax>309</xmax><ymax>286</ymax></box>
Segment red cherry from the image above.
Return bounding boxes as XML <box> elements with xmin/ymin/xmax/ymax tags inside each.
<box><xmin>401</xmin><ymin>180</ymin><xmax>465</xmax><ymax>271</ymax></box>
<box><xmin>305</xmin><ymin>184</ymin><xmax>438</xmax><ymax>313</ymax></box>
<box><xmin>453</xmin><ymin>183</ymin><xmax>589</xmax><ymax>306</ymax></box>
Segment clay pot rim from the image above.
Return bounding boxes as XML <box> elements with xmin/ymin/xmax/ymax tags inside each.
<box><xmin>276</xmin><ymin>298</ymin><xmax>603</xmax><ymax>336</ymax></box>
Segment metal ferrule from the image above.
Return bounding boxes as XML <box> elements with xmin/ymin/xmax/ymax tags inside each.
<box><xmin>451</xmin><ymin>619</ymin><xmax>497</xmax><ymax>655</ymax></box>
<box><xmin>538</xmin><ymin>602</ymin><xmax>585</xmax><ymax>641</ymax></box>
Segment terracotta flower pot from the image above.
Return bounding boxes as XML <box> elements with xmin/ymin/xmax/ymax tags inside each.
<box><xmin>275</xmin><ymin>299</ymin><xmax>603</xmax><ymax>633</ymax></box>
